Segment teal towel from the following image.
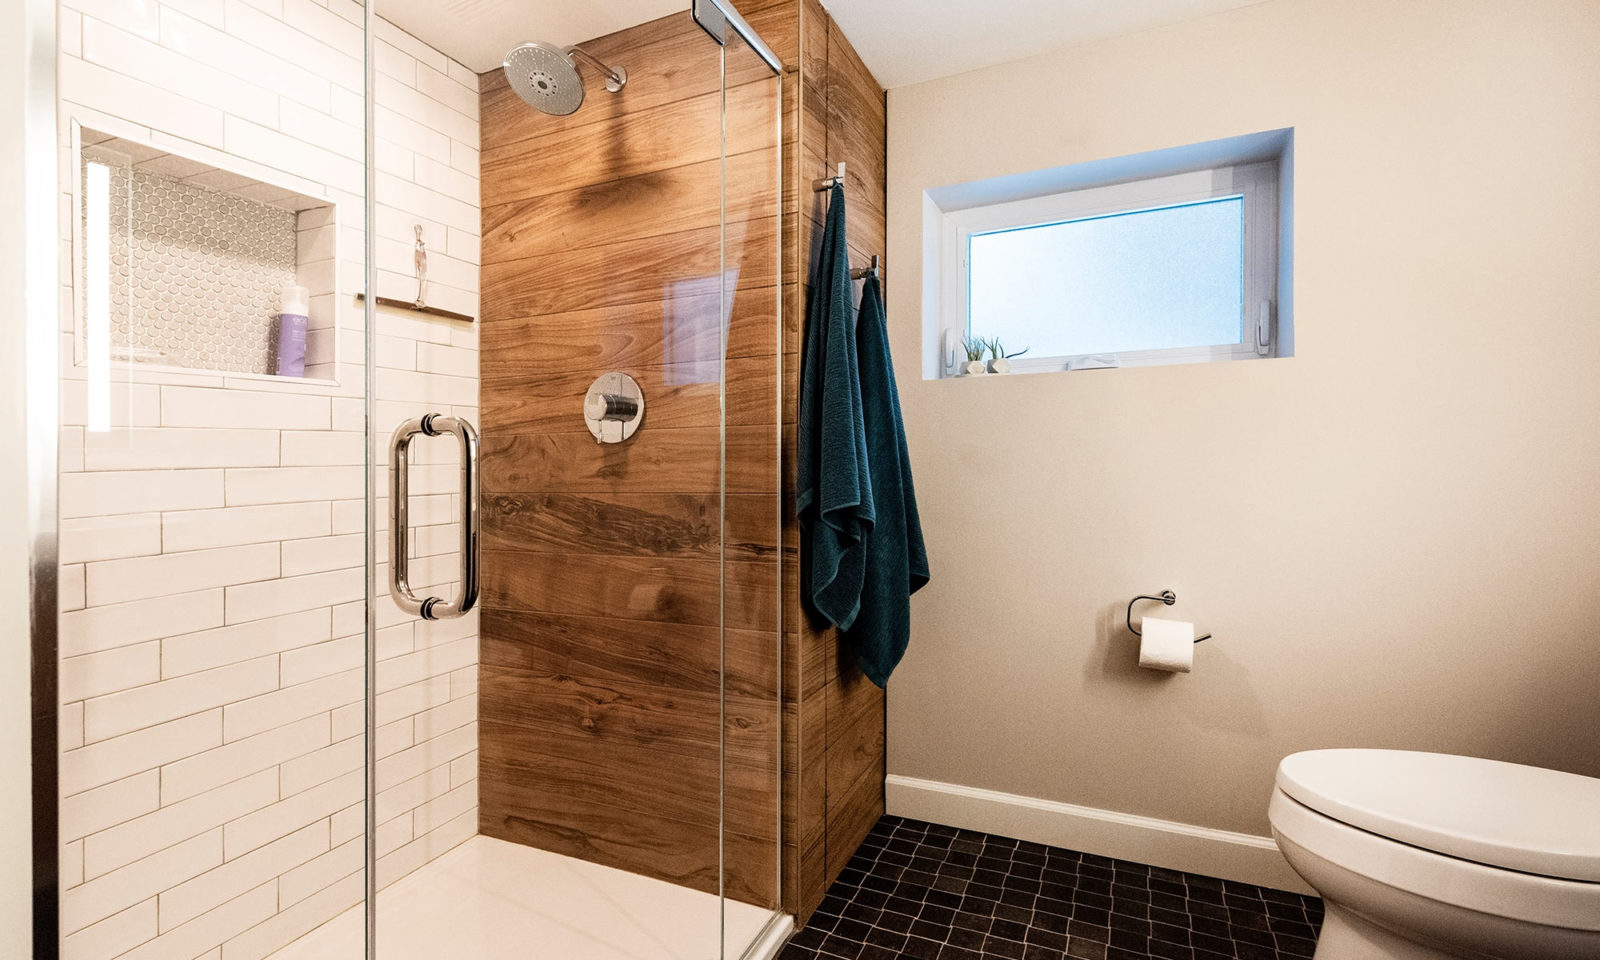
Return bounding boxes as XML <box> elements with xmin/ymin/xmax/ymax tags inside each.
<box><xmin>845</xmin><ymin>276</ymin><xmax>930</xmax><ymax>687</ymax></box>
<box><xmin>798</xmin><ymin>183</ymin><xmax>874</xmax><ymax>630</ymax></box>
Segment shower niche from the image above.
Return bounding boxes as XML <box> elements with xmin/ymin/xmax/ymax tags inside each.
<box><xmin>71</xmin><ymin>125</ymin><xmax>343</xmax><ymax>380</ymax></box>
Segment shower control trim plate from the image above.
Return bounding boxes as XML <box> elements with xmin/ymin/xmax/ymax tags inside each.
<box><xmin>584</xmin><ymin>372</ymin><xmax>645</xmax><ymax>444</ymax></box>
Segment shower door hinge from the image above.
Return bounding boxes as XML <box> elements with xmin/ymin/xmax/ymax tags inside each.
<box><xmin>692</xmin><ymin>0</ymin><xmax>730</xmax><ymax>46</ymax></box>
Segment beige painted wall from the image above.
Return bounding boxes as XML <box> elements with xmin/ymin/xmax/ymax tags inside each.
<box><xmin>2</xmin><ymin>0</ymin><xmax>43</xmax><ymax>949</ymax></box>
<box><xmin>885</xmin><ymin>0</ymin><xmax>1600</xmax><ymax>838</ymax></box>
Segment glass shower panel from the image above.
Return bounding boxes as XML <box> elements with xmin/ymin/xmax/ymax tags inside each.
<box><xmin>361</xmin><ymin>1</ymin><xmax>773</xmax><ymax>958</ymax></box>
<box><xmin>50</xmin><ymin>0</ymin><xmax>375</xmax><ymax>955</ymax></box>
<box><xmin>719</xmin><ymin>17</ymin><xmax>786</xmax><ymax>960</ymax></box>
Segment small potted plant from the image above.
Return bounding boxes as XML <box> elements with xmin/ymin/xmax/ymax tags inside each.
<box><xmin>961</xmin><ymin>336</ymin><xmax>989</xmax><ymax>376</ymax></box>
<box><xmin>987</xmin><ymin>339</ymin><xmax>1030</xmax><ymax>374</ymax></box>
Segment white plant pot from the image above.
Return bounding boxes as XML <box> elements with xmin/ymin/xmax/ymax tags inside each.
<box><xmin>962</xmin><ymin>360</ymin><xmax>987</xmax><ymax>376</ymax></box>
<box><xmin>988</xmin><ymin>357</ymin><xmax>1012</xmax><ymax>375</ymax></box>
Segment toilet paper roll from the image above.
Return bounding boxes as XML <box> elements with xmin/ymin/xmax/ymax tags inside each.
<box><xmin>1138</xmin><ymin>616</ymin><xmax>1194</xmax><ymax>673</ymax></box>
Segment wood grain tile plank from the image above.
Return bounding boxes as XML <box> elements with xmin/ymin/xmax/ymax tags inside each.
<box><xmin>479</xmin><ymin>284</ymin><xmax>779</xmax><ymax>369</ymax></box>
<box><xmin>482</xmin><ymin>550</ymin><xmax>778</xmax><ymax>632</ymax></box>
<box><xmin>480</xmin><ymin>427</ymin><xmax>778</xmax><ymax>495</ymax></box>
<box><xmin>481</xmin><ymin>217</ymin><xmax>777</xmax><ymax>319</ymax></box>
<box><xmin>483</xmin><ymin>149</ymin><xmax>778</xmax><ymax>263</ymax></box>
<box><xmin>481</xmin><ymin>491</ymin><xmax>778</xmax><ymax>563</ymax></box>
<box><xmin>481</xmin><ymin>80</ymin><xmax>776</xmax><ymax>209</ymax></box>
<box><xmin>481</xmin><ymin>608</ymin><xmax>777</xmax><ymax>703</ymax></box>
<box><xmin>824</xmin><ymin>759</ymin><xmax>884</xmax><ymax>880</ymax></box>
<box><xmin>480</xmin><ymin>354</ymin><xmax>775</xmax><ymax>435</ymax></box>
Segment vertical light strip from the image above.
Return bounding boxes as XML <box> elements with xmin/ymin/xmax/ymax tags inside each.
<box><xmin>83</xmin><ymin>162</ymin><xmax>110</xmax><ymax>434</ymax></box>
<box><xmin>22</xmin><ymin>0</ymin><xmax>62</xmax><ymax>949</ymax></box>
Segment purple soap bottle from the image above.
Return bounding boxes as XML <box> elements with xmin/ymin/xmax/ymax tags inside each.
<box><xmin>276</xmin><ymin>284</ymin><xmax>309</xmax><ymax>377</ymax></box>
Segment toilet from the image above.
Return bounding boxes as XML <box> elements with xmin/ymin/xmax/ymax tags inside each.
<box><xmin>1268</xmin><ymin>749</ymin><xmax>1600</xmax><ymax>960</ymax></box>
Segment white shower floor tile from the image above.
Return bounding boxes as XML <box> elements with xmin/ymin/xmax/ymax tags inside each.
<box><xmin>270</xmin><ymin>836</ymin><xmax>786</xmax><ymax>960</ymax></box>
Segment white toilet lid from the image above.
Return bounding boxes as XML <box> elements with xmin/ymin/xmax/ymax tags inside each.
<box><xmin>1277</xmin><ymin>749</ymin><xmax>1600</xmax><ymax>882</ymax></box>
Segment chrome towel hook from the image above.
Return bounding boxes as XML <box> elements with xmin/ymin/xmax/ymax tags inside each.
<box><xmin>1126</xmin><ymin>590</ymin><xmax>1211</xmax><ymax>643</ymax></box>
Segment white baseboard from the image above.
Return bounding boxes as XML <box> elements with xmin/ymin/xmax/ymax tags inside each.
<box><xmin>885</xmin><ymin>774</ymin><xmax>1312</xmax><ymax>895</ymax></box>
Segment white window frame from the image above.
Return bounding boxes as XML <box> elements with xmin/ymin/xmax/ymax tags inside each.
<box><xmin>939</xmin><ymin>161</ymin><xmax>1280</xmax><ymax>376</ymax></box>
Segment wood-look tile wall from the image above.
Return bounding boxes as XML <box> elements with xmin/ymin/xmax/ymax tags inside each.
<box><xmin>476</xmin><ymin>0</ymin><xmax>887</xmax><ymax>924</ymax></box>
<box><xmin>476</xmin><ymin>12</ymin><xmax>784</xmax><ymax>908</ymax></box>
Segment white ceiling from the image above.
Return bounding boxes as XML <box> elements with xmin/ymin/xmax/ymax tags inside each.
<box><xmin>820</xmin><ymin>0</ymin><xmax>1269</xmax><ymax>88</ymax></box>
<box><xmin>381</xmin><ymin>0</ymin><xmax>1272</xmax><ymax>88</ymax></box>
<box><xmin>378</xmin><ymin>0</ymin><xmax>684</xmax><ymax>74</ymax></box>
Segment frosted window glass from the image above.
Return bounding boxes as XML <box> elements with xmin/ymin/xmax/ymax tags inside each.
<box><xmin>968</xmin><ymin>196</ymin><xmax>1244</xmax><ymax>357</ymax></box>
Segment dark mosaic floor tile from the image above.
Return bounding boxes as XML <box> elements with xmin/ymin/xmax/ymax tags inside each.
<box><xmin>1025</xmin><ymin>927</ymin><xmax>1068</xmax><ymax>952</ymax></box>
<box><xmin>902</xmin><ymin>938</ymin><xmax>944</xmax><ymax>959</ymax></box>
<box><xmin>789</xmin><ymin>816</ymin><xmax>1320</xmax><ymax>960</ymax></box>
<box><xmin>1108</xmin><ymin>927</ymin><xmax>1151</xmax><ymax>951</ymax></box>
<box><xmin>877</xmin><ymin>909</ymin><xmax>914</xmax><ymax>934</ymax></box>
<box><xmin>1232</xmin><ymin>924</ymin><xmax>1276</xmax><ymax>948</ymax></box>
<box><xmin>1145</xmin><ymin>938</ymin><xmax>1192</xmax><ymax>960</ymax></box>
<box><xmin>983</xmin><ymin>934</ymin><xmax>1028</xmax><ymax>959</ymax></box>
<box><xmin>993</xmin><ymin>903</ymin><xmax>1033</xmax><ymax>924</ymax></box>
<box><xmin>1066</xmin><ymin>937</ymin><xmax>1108</xmax><ymax>960</ymax></box>
<box><xmin>952</xmin><ymin>910</ymin><xmax>994</xmax><ymax>933</ymax></box>
<box><xmin>1269</xmin><ymin>919</ymin><xmax>1316</xmax><ymax>941</ymax></box>
<box><xmin>948</xmin><ymin>926</ymin><xmax>990</xmax><ymax>951</ymax></box>
<box><xmin>1107</xmin><ymin>912</ymin><xmax>1150</xmax><ymax>936</ymax></box>
<box><xmin>1146</xmin><ymin>906</ymin><xmax>1185</xmax><ymax>929</ymax></box>
<box><xmin>1149</xmin><ymin>921</ymin><xmax>1189</xmax><ymax>946</ymax></box>
<box><xmin>865</xmin><ymin>927</ymin><xmax>907</xmax><ymax>952</ymax></box>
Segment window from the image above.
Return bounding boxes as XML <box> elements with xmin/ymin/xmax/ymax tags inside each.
<box><xmin>927</xmin><ymin>131</ymin><xmax>1292</xmax><ymax>377</ymax></box>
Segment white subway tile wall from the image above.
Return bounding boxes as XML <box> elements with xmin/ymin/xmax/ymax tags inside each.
<box><xmin>56</xmin><ymin>1</ymin><xmax>481</xmax><ymax>957</ymax></box>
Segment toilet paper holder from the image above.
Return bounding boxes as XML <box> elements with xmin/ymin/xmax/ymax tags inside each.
<box><xmin>1127</xmin><ymin>591</ymin><xmax>1211</xmax><ymax>643</ymax></box>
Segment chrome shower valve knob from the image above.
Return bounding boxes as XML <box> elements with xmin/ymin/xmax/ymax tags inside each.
<box><xmin>584</xmin><ymin>372</ymin><xmax>645</xmax><ymax>444</ymax></box>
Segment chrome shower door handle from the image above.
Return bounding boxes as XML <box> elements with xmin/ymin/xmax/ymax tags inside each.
<box><xmin>389</xmin><ymin>413</ymin><xmax>479</xmax><ymax>621</ymax></box>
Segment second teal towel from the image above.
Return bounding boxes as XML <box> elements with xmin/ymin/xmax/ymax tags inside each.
<box><xmin>844</xmin><ymin>275</ymin><xmax>930</xmax><ymax>687</ymax></box>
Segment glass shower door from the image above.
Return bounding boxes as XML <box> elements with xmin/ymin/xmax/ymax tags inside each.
<box><xmin>48</xmin><ymin>0</ymin><xmax>378</xmax><ymax>951</ymax></box>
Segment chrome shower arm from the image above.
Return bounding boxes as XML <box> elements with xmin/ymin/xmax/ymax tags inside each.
<box><xmin>566</xmin><ymin>45</ymin><xmax>627</xmax><ymax>91</ymax></box>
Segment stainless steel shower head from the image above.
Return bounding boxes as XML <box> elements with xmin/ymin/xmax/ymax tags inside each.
<box><xmin>502</xmin><ymin>42</ymin><xmax>626</xmax><ymax>117</ymax></box>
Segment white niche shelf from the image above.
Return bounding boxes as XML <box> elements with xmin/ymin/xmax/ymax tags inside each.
<box><xmin>71</xmin><ymin>125</ymin><xmax>343</xmax><ymax>384</ymax></box>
